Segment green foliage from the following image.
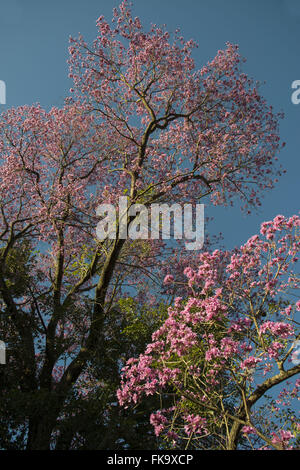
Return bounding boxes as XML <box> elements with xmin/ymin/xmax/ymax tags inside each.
<box><xmin>119</xmin><ymin>297</ymin><xmax>168</xmax><ymax>345</ymax></box>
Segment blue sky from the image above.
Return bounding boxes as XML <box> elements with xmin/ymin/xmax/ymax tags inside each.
<box><xmin>0</xmin><ymin>0</ymin><xmax>299</xmax><ymax>249</ymax></box>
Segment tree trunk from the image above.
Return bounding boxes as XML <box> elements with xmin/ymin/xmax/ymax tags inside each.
<box><xmin>227</xmin><ymin>420</ymin><xmax>243</xmax><ymax>450</ymax></box>
<box><xmin>26</xmin><ymin>395</ymin><xmax>63</xmax><ymax>450</ymax></box>
<box><xmin>27</xmin><ymin>416</ymin><xmax>55</xmax><ymax>450</ymax></box>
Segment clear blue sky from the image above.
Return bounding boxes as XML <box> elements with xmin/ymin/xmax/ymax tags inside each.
<box><xmin>0</xmin><ymin>0</ymin><xmax>299</xmax><ymax>249</ymax></box>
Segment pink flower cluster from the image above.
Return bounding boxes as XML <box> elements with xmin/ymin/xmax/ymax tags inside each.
<box><xmin>259</xmin><ymin>322</ymin><xmax>295</xmax><ymax>339</ymax></box>
<box><xmin>271</xmin><ymin>430</ymin><xmax>294</xmax><ymax>449</ymax></box>
<box><xmin>183</xmin><ymin>414</ymin><xmax>207</xmax><ymax>437</ymax></box>
<box><xmin>240</xmin><ymin>356</ymin><xmax>262</xmax><ymax>370</ymax></box>
<box><xmin>117</xmin><ymin>215</ymin><xmax>299</xmax><ymax>444</ymax></box>
<box><xmin>150</xmin><ymin>411</ymin><xmax>168</xmax><ymax>437</ymax></box>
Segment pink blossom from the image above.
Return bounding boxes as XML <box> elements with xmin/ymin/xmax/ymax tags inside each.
<box><xmin>240</xmin><ymin>356</ymin><xmax>262</xmax><ymax>370</ymax></box>
<box><xmin>164</xmin><ymin>274</ymin><xmax>174</xmax><ymax>285</ymax></box>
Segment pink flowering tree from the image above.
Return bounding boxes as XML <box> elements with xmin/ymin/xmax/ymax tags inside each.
<box><xmin>0</xmin><ymin>1</ymin><xmax>287</xmax><ymax>450</ymax></box>
<box><xmin>118</xmin><ymin>215</ymin><xmax>300</xmax><ymax>450</ymax></box>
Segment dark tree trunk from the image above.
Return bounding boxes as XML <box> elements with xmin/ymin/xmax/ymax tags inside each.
<box><xmin>27</xmin><ymin>416</ymin><xmax>56</xmax><ymax>450</ymax></box>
